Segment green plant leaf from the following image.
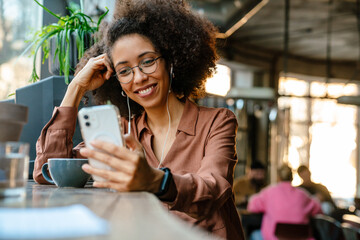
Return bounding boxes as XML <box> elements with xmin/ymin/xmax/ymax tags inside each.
<box><xmin>27</xmin><ymin>0</ymin><xmax>109</xmax><ymax>84</ymax></box>
<box><xmin>80</xmin><ymin>0</ymin><xmax>84</xmax><ymax>14</ymax></box>
<box><xmin>17</xmin><ymin>42</ymin><xmax>36</xmax><ymax>62</ymax></box>
<box><xmin>68</xmin><ymin>2</ymin><xmax>80</xmax><ymax>14</ymax></box>
<box><xmin>97</xmin><ymin>7</ymin><xmax>109</xmax><ymax>31</ymax></box>
<box><xmin>76</xmin><ymin>13</ymin><xmax>93</xmax><ymax>31</ymax></box>
<box><xmin>64</xmin><ymin>29</ymin><xmax>71</xmax><ymax>84</ymax></box>
<box><xmin>77</xmin><ymin>12</ymin><xmax>93</xmax><ymax>23</ymax></box>
<box><xmin>58</xmin><ymin>30</ymin><xmax>66</xmax><ymax>76</ymax></box>
<box><xmin>74</xmin><ymin>29</ymin><xmax>80</xmax><ymax>59</ymax></box>
<box><xmin>55</xmin><ymin>32</ymin><xmax>61</xmax><ymax>69</ymax></box>
<box><xmin>81</xmin><ymin>29</ymin><xmax>85</xmax><ymax>58</ymax></box>
<box><xmin>29</xmin><ymin>28</ymin><xmax>60</xmax><ymax>83</ymax></box>
<box><xmin>33</xmin><ymin>0</ymin><xmax>64</xmax><ymax>22</ymax></box>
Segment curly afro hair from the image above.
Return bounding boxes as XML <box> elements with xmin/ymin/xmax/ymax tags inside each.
<box><xmin>76</xmin><ymin>0</ymin><xmax>218</xmax><ymax>117</ymax></box>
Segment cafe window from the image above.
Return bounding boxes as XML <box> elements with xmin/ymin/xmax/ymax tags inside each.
<box><xmin>278</xmin><ymin>73</ymin><xmax>359</xmax><ymax>198</ymax></box>
<box><xmin>0</xmin><ymin>0</ymin><xmax>42</xmax><ymax>100</ymax></box>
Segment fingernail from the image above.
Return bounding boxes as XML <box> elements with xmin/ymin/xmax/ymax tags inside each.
<box><xmin>82</xmin><ymin>164</ymin><xmax>90</xmax><ymax>171</ymax></box>
<box><xmin>80</xmin><ymin>148</ymin><xmax>90</xmax><ymax>155</ymax></box>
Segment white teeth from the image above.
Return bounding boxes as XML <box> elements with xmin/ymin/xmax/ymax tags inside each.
<box><xmin>138</xmin><ymin>86</ymin><xmax>154</xmax><ymax>94</ymax></box>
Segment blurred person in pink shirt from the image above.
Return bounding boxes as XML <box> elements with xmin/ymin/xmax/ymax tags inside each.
<box><xmin>247</xmin><ymin>164</ymin><xmax>322</xmax><ymax>240</ymax></box>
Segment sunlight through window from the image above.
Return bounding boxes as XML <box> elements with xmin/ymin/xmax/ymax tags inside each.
<box><xmin>278</xmin><ymin>75</ymin><xmax>359</xmax><ymax>198</ymax></box>
<box><xmin>205</xmin><ymin>64</ymin><xmax>231</xmax><ymax>96</ymax></box>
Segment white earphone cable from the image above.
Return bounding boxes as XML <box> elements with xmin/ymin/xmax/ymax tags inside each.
<box><xmin>126</xmin><ymin>96</ymin><xmax>131</xmax><ymax>135</ymax></box>
<box><xmin>158</xmin><ymin>95</ymin><xmax>171</xmax><ymax>168</ymax></box>
<box><xmin>158</xmin><ymin>64</ymin><xmax>173</xmax><ymax>168</ymax></box>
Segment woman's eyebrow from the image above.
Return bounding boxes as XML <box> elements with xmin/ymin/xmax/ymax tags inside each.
<box><xmin>138</xmin><ymin>51</ymin><xmax>156</xmax><ymax>57</ymax></box>
<box><xmin>114</xmin><ymin>61</ymin><xmax>128</xmax><ymax>68</ymax></box>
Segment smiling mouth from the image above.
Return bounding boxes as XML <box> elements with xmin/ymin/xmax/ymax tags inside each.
<box><xmin>139</xmin><ymin>86</ymin><xmax>154</xmax><ymax>94</ymax></box>
<box><xmin>135</xmin><ymin>84</ymin><xmax>157</xmax><ymax>95</ymax></box>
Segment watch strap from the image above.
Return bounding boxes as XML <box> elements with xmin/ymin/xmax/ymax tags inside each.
<box><xmin>155</xmin><ymin>167</ymin><xmax>172</xmax><ymax>197</ymax></box>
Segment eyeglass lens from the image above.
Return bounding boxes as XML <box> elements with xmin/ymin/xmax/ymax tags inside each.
<box><xmin>116</xmin><ymin>57</ymin><xmax>161</xmax><ymax>84</ymax></box>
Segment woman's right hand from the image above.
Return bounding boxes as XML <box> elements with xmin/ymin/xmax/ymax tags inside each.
<box><xmin>71</xmin><ymin>53</ymin><xmax>113</xmax><ymax>92</ymax></box>
<box><xmin>80</xmin><ymin>135</ymin><xmax>165</xmax><ymax>194</ymax></box>
<box><xmin>61</xmin><ymin>54</ymin><xmax>114</xmax><ymax>108</ymax></box>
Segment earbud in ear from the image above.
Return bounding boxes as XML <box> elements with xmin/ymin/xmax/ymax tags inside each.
<box><xmin>170</xmin><ymin>64</ymin><xmax>175</xmax><ymax>80</ymax></box>
<box><xmin>168</xmin><ymin>63</ymin><xmax>174</xmax><ymax>94</ymax></box>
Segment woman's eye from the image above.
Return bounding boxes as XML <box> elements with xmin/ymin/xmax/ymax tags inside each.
<box><xmin>141</xmin><ymin>58</ymin><xmax>155</xmax><ymax>66</ymax></box>
<box><xmin>118</xmin><ymin>68</ymin><xmax>131</xmax><ymax>76</ymax></box>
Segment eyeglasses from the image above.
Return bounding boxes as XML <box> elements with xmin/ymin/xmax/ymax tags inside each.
<box><xmin>115</xmin><ymin>56</ymin><xmax>162</xmax><ymax>84</ymax></box>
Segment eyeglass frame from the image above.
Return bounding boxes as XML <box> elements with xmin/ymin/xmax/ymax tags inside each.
<box><xmin>114</xmin><ymin>55</ymin><xmax>163</xmax><ymax>84</ymax></box>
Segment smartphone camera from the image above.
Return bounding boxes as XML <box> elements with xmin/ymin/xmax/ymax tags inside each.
<box><xmin>85</xmin><ymin>122</ymin><xmax>91</xmax><ymax>127</ymax></box>
<box><xmin>84</xmin><ymin>115</ymin><xmax>89</xmax><ymax>119</ymax></box>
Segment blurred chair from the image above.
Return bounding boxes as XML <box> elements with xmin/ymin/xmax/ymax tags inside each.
<box><xmin>343</xmin><ymin>214</ymin><xmax>360</xmax><ymax>229</ymax></box>
<box><xmin>274</xmin><ymin>223</ymin><xmax>312</xmax><ymax>240</ymax></box>
<box><xmin>311</xmin><ymin>214</ymin><xmax>343</xmax><ymax>240</ymax></box>
<box><xmin>239</xmin><ymin>210</ymin><xmax>262</xmax><ymax>239</ymax></box>
<box><xmin>342</xmin><ymin>222</ymin><xmax>360</xmax><ymax>240</ymax></box>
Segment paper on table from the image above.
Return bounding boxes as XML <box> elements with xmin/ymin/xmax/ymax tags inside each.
<box><xmin>0</xmin><ymin>204</ymin><xmax>109</xmax><ymax>239</ymax></box>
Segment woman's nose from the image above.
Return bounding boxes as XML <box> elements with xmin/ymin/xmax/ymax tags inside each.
<box><xmin>132</xmin><ymin>67</ymin><xmax>148</xmax><ymax>84</ymax></box>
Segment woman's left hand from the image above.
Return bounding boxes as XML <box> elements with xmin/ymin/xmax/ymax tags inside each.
<box><xmin>80</xmin><ymin>134</ymin><xmax>164</xmax><ymax>192</ymax></box>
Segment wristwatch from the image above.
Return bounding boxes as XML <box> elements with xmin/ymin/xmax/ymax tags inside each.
<box><xmin>155</xmin><ymin>167</ymin><xmax>172</xmax><ymax>197</ymax></box>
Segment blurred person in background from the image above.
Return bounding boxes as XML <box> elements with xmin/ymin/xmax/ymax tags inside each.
<box><xmin>247</xmin><ymin>164</ymin><xmax>322</xmax><ymax>240</ymax></box>
<box><xmin>297</xmin><ymin>165</ymin><xmax>336</xmax><ymax>215</ymax></box>
<box><xmin>233</xmin><ymin>161</ymin><xmax>267</xmax><ymax>208</ymax></box>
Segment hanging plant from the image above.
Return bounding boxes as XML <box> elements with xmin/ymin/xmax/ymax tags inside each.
<box><xmin>25</xmin><ymin>0</ymin><xmax>108</xmax><ymax>84</ymax></box>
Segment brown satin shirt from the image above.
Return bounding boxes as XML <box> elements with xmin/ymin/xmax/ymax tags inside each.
<box><xmin>33</xmin><ymin>99</ymin><xmax>244</xmax><ymax>240</ymax></box>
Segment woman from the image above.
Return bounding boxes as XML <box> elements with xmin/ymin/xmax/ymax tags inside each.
<box><xmin>33</xmin><ymin>0</ymin><xmax>244</xmax><ymax>239</ymax></box>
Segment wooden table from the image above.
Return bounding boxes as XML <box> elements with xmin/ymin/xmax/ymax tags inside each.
<box><xmin>0</xmin><ymin>181</ymin><xmax>218</xmax><ymax>240</ymax></box>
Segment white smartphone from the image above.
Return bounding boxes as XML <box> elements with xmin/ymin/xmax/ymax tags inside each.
<box><xmin>78</xmin><ymin>105</ymin><xmax>124</xmax><ymax>182</ymax></box>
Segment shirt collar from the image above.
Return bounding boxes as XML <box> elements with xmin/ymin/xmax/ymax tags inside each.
<box><xmin>177</xmin><ymin>98</ymin><xmax>198</xmax><ymax>136</ymax></box>
<box><xmin>136</xmin><ymin>98</ymin><xmax>198</xmax><ymax>137</ymax></box>
<box><xmin>136</xmin><ymin>110</ymin><xmax>148</xmax><ymax>137</ymax></box>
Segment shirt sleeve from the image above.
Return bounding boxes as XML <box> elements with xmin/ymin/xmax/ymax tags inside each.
<box><xmin>166</xmin><ymin>109</ymin><xmax>238</xmax><ymax>220</ymax></box>
<box><xmin>309</xmin><ymin>197</ymin><xmax>323</xmax><ymax>216</ymax></box>
<box><xmin>247</xmin><ymin>190</ymin><xmax>267</xmax><ymax>213</ymax></box>
<box><xmin>317</xmin><ymin>184</ymin><xmax>335</xmax><ymax>204</ymax></box>
<box><xmin>33</xmin><ymin>107</ymin><xmax>85</xmax><ymax>184</ymax></box>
